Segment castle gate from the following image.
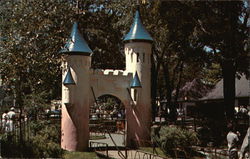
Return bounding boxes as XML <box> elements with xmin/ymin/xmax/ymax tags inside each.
<box><xmin>60</xmin><ymin>8</ymin><xmax>153</xmax><ymax>151</ymax></box>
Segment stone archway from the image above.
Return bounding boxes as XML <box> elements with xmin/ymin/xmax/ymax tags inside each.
<box><xmin>89</xmin><ymin>94</ymin><xmax>127</xmax><ymax>147</ymax></box>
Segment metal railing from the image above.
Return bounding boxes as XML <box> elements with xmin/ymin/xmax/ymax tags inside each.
<box><xmin>128</xmin><ymin>150</ymin><xmax>168</xmax><ymax>159</ymax></box>
<box><xmin>193</xmin><ymin>146</ymin><xmax>228</xmax><ymax>158</ymax></box>
<box><xmin>106</xmin><ymin>131</ymin><xmax>127</xmax><ymax>159</ymax></box>
<box><xmin>89</xmin><ymin>141</ymin><xmax>109</xmax><ymax>157</ymax></box>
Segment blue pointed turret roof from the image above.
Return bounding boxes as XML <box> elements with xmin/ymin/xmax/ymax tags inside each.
<box><xmin>124</xmin><ymin>8</ymin><xmax>153</xmax><ymax>43</ymax></box>
<box><xmin>60</xmin><ymin>22</ymin><xmax>93</xmax><ymax>55</ymax></box>
<box><xmin>130</xmin><ymin>72</ymin><xmax>142</xmax><ymax>88</ymax></box>
<box><xmin>63</xmin><ymin>67</ymin><xmax>75</xmax><ymax>85</ymax></box>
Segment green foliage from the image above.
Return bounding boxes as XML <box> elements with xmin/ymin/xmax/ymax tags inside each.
<box><xmin>139</xmin><ymin>147</ymin><xmax>167</xmax><ymax>158</ymax></box>
<box><xmin>0</xmin><ymin>0</ymin><xmax>76</xmax><ymax>101</ymax></box>
<box><xmin>201</xmin><ymin>63</ymin><xmax>222</xmax><ymax>85</ymax></box>
<box><xmin>155</xmin><ymin>126</ymin><xmax>199</xmax><ymax>156</ymax></box>
<box><xmin>0</xmin><ymin>120</ymin><xmax>62</xmax><ymax>158</ymax></box>
<box><xmin>30</xmin><ymin>120</ymin><xmax>62</xmax><ymax>157</ymax></box>
<box><xmin>197</xmin><ymin>118</ymin><xmax>227</xmax><ymax>147</ymax></box>
<box><xmin>0</xmin><ymin>0</ymin><xmax>248</xmax><ymax>120</ymax></box>
<box><xmin>190</xmin><ymin>1</ymin><xmax>249</xmax><ymax>118</ymax></box>
<box><xmin>31</xmin><ymin>130</ymin><xmax>62</xmax><ymax>157</ymax></box>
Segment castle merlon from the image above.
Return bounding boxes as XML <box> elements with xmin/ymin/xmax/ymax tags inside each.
<box><xmin>90</xmin><ymin>69</ymin><xmax>133</xmax><ymax>78</ymax></box>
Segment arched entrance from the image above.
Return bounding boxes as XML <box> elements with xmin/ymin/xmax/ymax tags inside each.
<box><xmin>89</xmin><ymin>94</ymin><xmax>127</xmax><ymax>147</ymax></box>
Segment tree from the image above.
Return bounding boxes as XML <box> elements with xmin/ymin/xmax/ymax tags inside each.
<box><xmin>0</xmin><ymin>0</ymin><xmax>75</xmax><ymax>143</ymax></box>
<box><xmin>1</xmin><ymin>0</ymin><xmax>247</xmax><ymax>125</ymax></box>
<box><xmin>192</xmin><ymin>1</ymin><xmax>249</xmax><ymax>120</ymax></box>
<box><xmin>140</xmin><ymin>1</ymin><xmax>210</xmax><ymax>120</ymax></box>
<box><xmin>0</xmin><ymin>0</ymin><xmax>127</xmax><ymax>143</ymax></box>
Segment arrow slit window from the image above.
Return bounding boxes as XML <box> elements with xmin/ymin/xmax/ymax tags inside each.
<box><xmin>134</xmin><ymin>89</ymin><xmax>137</xmax><ymax>101</ymax></box>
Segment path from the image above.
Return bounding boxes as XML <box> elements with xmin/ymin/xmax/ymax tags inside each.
<box><xmin>89</xmin><ymin>133</ymin><xmax>125</xmax><ymax>147</ymax></box>
<box><xmin>96</xmin><ymin>150</ymin><xmax>167</xmax><ymax>159</ymax></box>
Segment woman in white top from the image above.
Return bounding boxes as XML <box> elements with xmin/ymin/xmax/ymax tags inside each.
<box><xmin>6</xmin><ymin>107</ymin><xmax>15</xmax><ymax>132</ymax></box>
<box><xmin>1</xmin><ymin>110</ymin><xmax>8</xmax><ymax>131</ymax></box>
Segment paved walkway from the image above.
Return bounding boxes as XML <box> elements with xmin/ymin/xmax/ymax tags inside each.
<box><xmin>97</xmin><ymin>150</ymin><xmax>167</xmax><ymax>159</ymax></box>
<box><xmin>89</xmin><ymin>133</ymin><xmax>125</xmax><ymax>147</ymax></box>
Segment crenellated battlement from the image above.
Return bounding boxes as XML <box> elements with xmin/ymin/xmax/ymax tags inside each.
<box><xmin>90</xmin><ymin>69</ymin><xmax>133</xmax><ymax>78</ymax></box>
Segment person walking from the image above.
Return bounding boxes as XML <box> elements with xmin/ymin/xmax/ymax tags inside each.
<box><xmin>6</xmin><ymin>107</ymin><xmax>16</xmax><ymax>132</ymax></box>
<box><xmin>1</xmin><ymin>110</ymin><xmax>8</xmax><ymax>131</ymax></box>
<box><xmin>227</xmin><ymin>123</ymin><xmax>240</xmax><ymax>159</ymax></box>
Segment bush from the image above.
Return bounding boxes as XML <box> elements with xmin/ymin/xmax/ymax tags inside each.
<box><xmin>0</xmin><ymin>120</ymin><xmax>63</xmax><ymax>158</ymax></box>
<box><xmin>155</xmin><ymin>126</ymin><xmax>199</xmax><ymax>157</ymax></box>
<box><xmin>197</xmin><ymin>118</ymin><xmax>227</xmax><ymax>147</ymax></box>
<box><xmin>30</xmin><ymin>122</ymin><xmax>63</xmax><ymax>158</ymax></box>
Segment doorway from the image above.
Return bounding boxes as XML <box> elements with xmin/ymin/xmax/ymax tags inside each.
<box><xmin>89</xmin><ymin>94</ymin><xmax>126</xmax><ymax>147</ymax></box>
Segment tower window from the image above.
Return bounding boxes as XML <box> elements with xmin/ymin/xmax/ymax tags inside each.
<box><xmin>143</xmin><ymin>53</ymin><xmax>145</xmax><ymax>62</ymax></box>
<box><xmin>131</xmin><ymin>53</ymin><xmax>133</xmax><ymax>63</ymax></box>
<box><xmin>134</xmin><ymin>89</ymin><xmax>137</xmax><ymax>101</ymax></box>
<box><xmin>137</xmin><ymin>53</ymin><xmax>139</xmax><ymax>62</ymax></box>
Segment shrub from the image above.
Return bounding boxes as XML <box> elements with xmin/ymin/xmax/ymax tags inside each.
<box><xmin>0</xmin><ymin>120</ymin><xmax>63</xmax><ymax>158</ymax></box>
<box><xmin>30</xmin><ymin>123</ymin><xmax>63</xmax><ymax>158</ymax></box>
<box><xmin>155</xmin><ymin>126</ymin><xmax>199</xmax><ymax>157</ymax></box>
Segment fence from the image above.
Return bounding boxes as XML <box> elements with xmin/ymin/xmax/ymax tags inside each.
<box><xmin>89</xmin><ymin>141</ymin><xmax>109</xmax><ymax>157</ymax></box>
<box><xmin>0</xmin><ymin>116</ymin><xmax>60</xmax><ymax>143</ymax></box>
<box><xmin>129</xmin><ymin>150</ymin><xmax>168</xmax><ymax>159</ymax></box>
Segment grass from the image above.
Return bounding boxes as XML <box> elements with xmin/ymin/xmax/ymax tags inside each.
<box><xmin>139</xmin><ymin>147</ymin><xmax>211</xmax><ymax>159</ymax></box>
<box><xmin>63</xmin><ymin>151</ymin><xmax>99</xmax><ymax>159</ymax></box>
<box><xmin>139</xmin><ymin>147</ymin><xmax>167</xmax><ymax>158</ymax></box>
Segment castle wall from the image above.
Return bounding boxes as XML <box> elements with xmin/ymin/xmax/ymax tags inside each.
<box><xmin>90</xmin><ymin>69</ymin><xmax>132</xmax><ymax>102</ymax></box>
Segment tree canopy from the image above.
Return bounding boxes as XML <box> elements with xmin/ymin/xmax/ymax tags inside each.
<box><xmin>0</xmin><ymin>0</ymin><xmax>249</xmax><ymax>121</ymax></box>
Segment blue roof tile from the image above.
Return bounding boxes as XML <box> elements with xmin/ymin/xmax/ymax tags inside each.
<box><xmin>124</xmin><ymin>9</ymin><xmax>153</xmax><ymax>42</ymax></box>
<box><xmin>130</xmin><ymin>72</ymin><xmax>142</xmax><ymax>88</ymax></box>
<box><xmin>60</xmin><ymin>22</ymin><xmax>93</xmax><ymax>55</ymax></box>
<box><xmin>63</xmin><ymin>67</ymin><xmax>75</xmax><ymax>85</ymax></box>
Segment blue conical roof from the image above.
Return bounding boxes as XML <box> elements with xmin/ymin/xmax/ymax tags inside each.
<box><xmin>124</xmin><ymin>9</ymin><xmax>153</xmax><ymax>43</ymax></box>
<box><xmin>130</xmin><ymin>72</ymin><xmax>142</xmax><ymax>88</ymax></box>
<box><xmin>63</xmin><ymin>67</ymin><xmax>75</xmax><ymax>85</ymax></box>
<box><xmin>60</xmin><ymin>22</ymin><xmax>93</xmax><ymax>55</ymax></box>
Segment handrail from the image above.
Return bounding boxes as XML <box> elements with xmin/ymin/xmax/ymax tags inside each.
<box><xmin>90</xmin><ymin>86</ymin><xmax>98</xmax><ymax>104</ymax></box>
<box><xmin>193</xmin><ymin>146</ymin><xmax>228</xmax><ymax>157</ymax></box>
<box><xmin>133</xmin><ymin>150</ymin><xmax>168</xmax><ymax>159</ymax></box>
<box><xmin>89</xmin><ymin>141</ymin><xmax>109</xmax><ymax>157</ymax></box>
<box><xmin>126</xmin><ymin>88</ymin><xmax>135</xmax><ymax>106</ymax></box>
<box><xmin>107</xmin><ymin>131</ymin><xmax>127</xmax><ymax>159</ymax></box>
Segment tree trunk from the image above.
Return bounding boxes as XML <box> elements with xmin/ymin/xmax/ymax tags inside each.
<box><xmin>173</xmin><ymin>62</ymin><xmax>184</xmax><ymax>106</ymax></box>
<box><xmin>15</xmin><ymin>71</ymin><xmax>25</xmax><ymax>144</ymax></box>
<box><xmin>221</xmin><ymin>60</ymin><xmax>236</xmax><ymax>120</ymax></box>
<box><xmin>151</xmin><ymin>52</ymin><xmax>163</xmax><ymax>120</ymax></box>
<box><xmin>151</xmin><ymin>54</ymin><xmax>157</xmax><ymax>121</ymax></box>
<box><xmin>162</xmin><ymin>62</ymin><xmax>174</xmax><ymax>120</ymax></box>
